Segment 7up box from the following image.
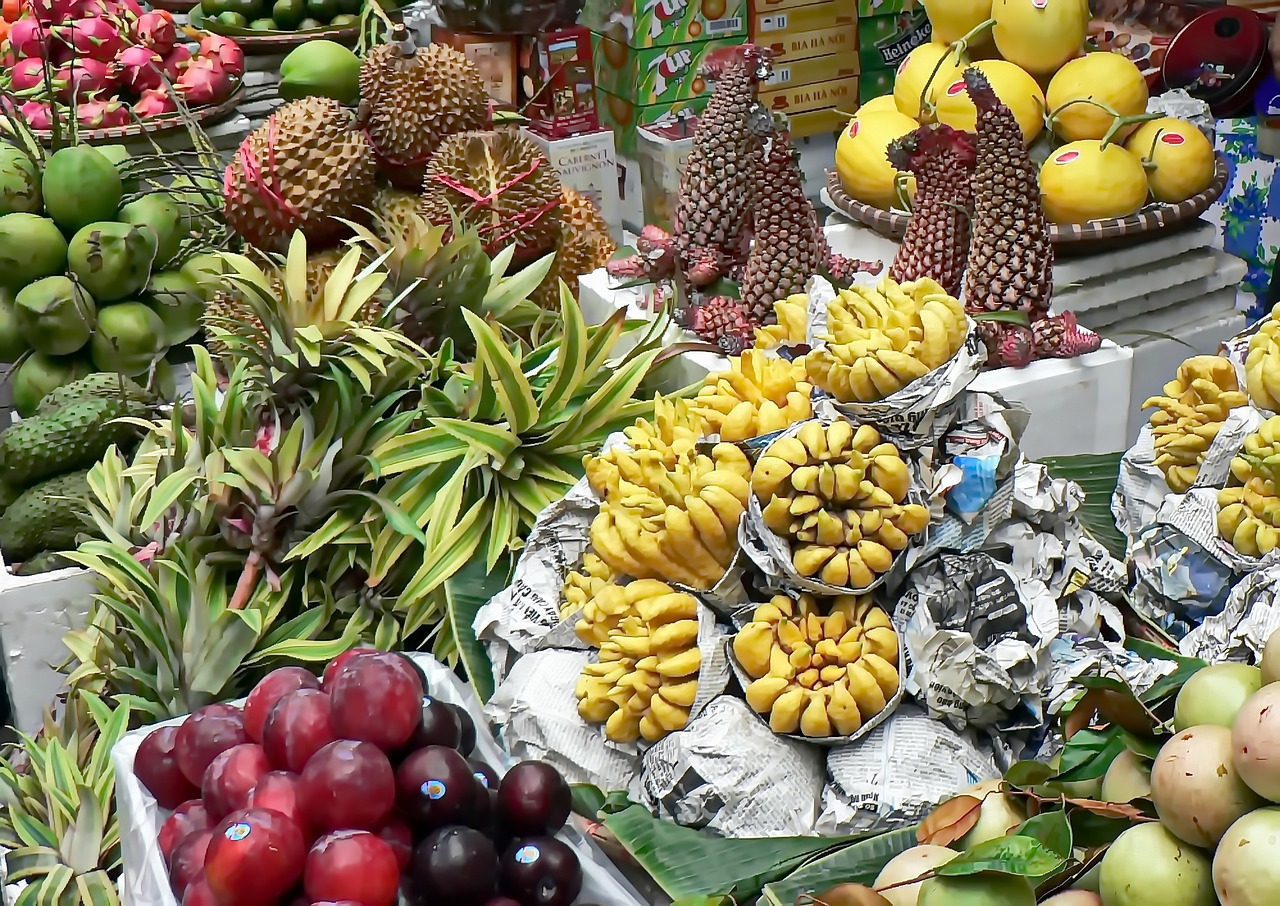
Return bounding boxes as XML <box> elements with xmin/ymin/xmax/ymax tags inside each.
<box><xmin>593</xmin><ymin>34</ymin><xmax>741</xmax><ymax>105</ymax></box>
<box><xmin>858</xmin><ymin>7</ymin><xmax>932</xmax><ymax>74</ymax></box>
<box><xmin>582</xmin><ymin>0</ymin><xmax>748</xmax><ymax>49</ymax></box>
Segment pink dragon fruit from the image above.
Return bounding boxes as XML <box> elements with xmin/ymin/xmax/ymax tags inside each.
<box><xmin>20</xmin><ymin>100</ymin><xmax>56</xmax><ymax>130</ymax></box>
<box><xmin>56</xmin><ymin>18</ymin><xmax>124</xmax><ymax>62</ymax></box>
<box><xmin>9</xmin><ymin>18</ymin><xmax>51</xmax><ymax>59</ymax></box>
<box><xmin>176</xmin><ymin>56</ymin><xmax>230</xmax><ymax>105</ymax></box>
<box><xmin>54</xmin><ymin>58</ymin><xmax>117</xmax><ymax>102</ymax></box>
<box><xmin>117</xmin><ymin>44</ymin><xmax>163</xmax><ymax>93</ymax></box>
<box><xmin>133</xmin><ymin>10</ymin><xmax>177</xmax><ymax>55</ymax></box>
<box><xmin>197</xmin><ymin>34</ymin><xmax>244</xmax><ymax>77</ymax></box>
<box><xmin>77</xmin><ymin>97</ymin><xmax>129</xmax><ymax>128</ymax></box>
<box><xmin>10</xmin><ymin>58</ymin><xmax>52</xmax><ymax>93</ymax></box>
<box><xmin>27</xmin><ymin>0</ymin><xmax>75</xmax><ymax>26</ymax></box>
<box><xmin>160</xmin><ymin>44</ymin><xmax>191</xmax><ymax>79</ymax></box>
<box><xmin>95</xmin><ymin>0</ymin><xmax>143</xmax><ymax>20</ymax></box>
<box><xmin>132</xmin><ymin>86</ymin><xmax>176</xmax><ymax>118</ymax></box>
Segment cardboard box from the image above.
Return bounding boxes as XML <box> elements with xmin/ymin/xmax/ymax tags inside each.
<box><xmin>749</xmin><ymin>0</ymin><xmax>831</xmax><ymax>12</ymax></box>
<box><xmin>858</xmin><ymin>8</ymin><xmax>932</xmax><ymax>73</ymax></box>
<box><xmin>617</xmin><ymin>154</ymin><xmax>646</xmax><ymax>231</ymax></box>
<box><xmin>581</xmin><ymin>0</ymin><xmax>748</xmax><ymax>48</ymax></box>
<box><xmin>434</xmin><ymin>29</ymin><xmax>518</xmax><ymax>105</ymax></box>
<box><xmin>596</xmin><ymin>86</ymin><xmax>710</xmax><ymax>157</ymax></box>
<box><xmin>787</xmin><ymin>106</ymin><xmax>848</xmax><ymax>137</ymax></box>
<box><xmin>756</xmin><ymin>22</ymin><xmax>856</xmax><ymax>64</ymax></box>
<box><xmin>592</xmin><ymin>34</ymin><xmax>740</xmax><ymax>104</ymax></box>
<box><xmin>763</xmin><ymin>49</ymin><xmax>859</xmax><ymax>89</ymax></box>
<box><xmin>751</xmin><ymin>2</ymin><xmax>854</xmax><ymax>37</ymax></box>
<box><xmin>637</xmin><ymin>120</ymin><xmax>698</xmax><ymax>230</ymax></box>
<box><xmin>520</xmin><ymin>26</ymin><xmax>600</xmax><ymax>139</ymax></box>
<box><xmin>525</xmin><ymin>127</ymin><xmax>624</xmax><ymax>240</ymax></box>
<box><xmin>760</xmin><ymin>73</ymin><xmax>858</xmax><ymax>116</ymax></box>
<box><xmin>859</xmin><ymin>66</ymin><xmax>894</xmax><ymax>104</ymax></box>
<box><xmin>856</xmin><ymin>0</ymin><xmax>915</xmax><ymax>17</ymax></box>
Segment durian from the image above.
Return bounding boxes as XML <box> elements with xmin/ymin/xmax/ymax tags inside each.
<box><xmin>420</xmin><ymin>130</ymin><xmax>564</xmax><ymax>266</ymax></box>
<box><xmin>360</xmin><ymin>25</ymin><xmax>489</xmax><ymax>190</ymax></box>
<box><xmin>370</xmin><ymin>186</ymin><xmax>425</xmax><ymax>243</ymax></box>
<box><xmin>532</xmin><ymin>187</ymin><xmax>617</xmax><ymax>307</ymax></box>
<box><xmin>223</xmin><ymin>98</ymin><xmax>376</xmax><ymax>253</ymax></box>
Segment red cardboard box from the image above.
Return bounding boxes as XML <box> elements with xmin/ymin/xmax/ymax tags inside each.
<box><xmin>520</xmin><ymin>25</ymin><xmax>601</xmax><ymax>139</ymax></box>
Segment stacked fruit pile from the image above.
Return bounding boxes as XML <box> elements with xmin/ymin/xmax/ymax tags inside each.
<box><xmin>838</xmin><ymin>8</ymin><xmax>1217</xmax><ymax>226</ymax></box>
<box><xmin>3</xmin><ymin>4</ymin><xmax>243</xmax><ymax>127</ymax></box>
<box><xmin>136</xmin><ymin>650</ymin><xmax>584</xmax><ymax>906</ymax></box>
<box><xmin>198</xmin><ymin>0</ymin><xmax>366</xmax><ymax>33</ymax></box>
<box><xmin>1142</xmin><ymin>355</ymin><xmax>1246</xmax><ymax>493</ymax></box>
<box><xmin>0</xmin><ymin>143</ymin><xmax>206</xmax><ymax>415</ymax></box>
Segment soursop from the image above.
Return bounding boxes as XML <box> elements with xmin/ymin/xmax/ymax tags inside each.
<box><xmin>0</xmin><ymin>470</ymin><xmax>90</xmax><ymax>562</ymax></box>
<box><xmin>0</xmin><ymin>397</ymin><xmax>141</xmax><ymax>487</ymax></box>
<box><xmin>14</xmin><ymin>551</ymin><xmax>74</xmax><ymax>575</ymax></box>
<box><xmin>36</xmin><ymin>372</ymin><xmax>155</xmax><ymax>415</ymax></box>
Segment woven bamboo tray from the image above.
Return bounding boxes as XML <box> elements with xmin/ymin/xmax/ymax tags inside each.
<box><xmin>825</xmin><ymin>154</ymin><xmax>1230</xmax><ymax>254</ymax></box>
<box><xmin>149</xmin><ymin>0</ymin><xmax>199</xmax><ymax>12</ymax></box>
<box><xmin>189</xmin><ymin>3</ymin><xmax>359</xmax><ymax>52</ymax></box>
<box><xmin>30</xmin><ymin>83</ymin><xmax>245</xmax><ymax>143</ymax></box>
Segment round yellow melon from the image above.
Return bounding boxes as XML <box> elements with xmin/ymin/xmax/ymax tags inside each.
<box><xmin>858</xmin><ymin>94</ymin><xmax>902</xmax><ymax>118</ymax></box>
<box><xmin>835</xmin><ymin>111</ymin><xmax>919</xmax><ymax>211</ymax></box>
<box><xmin>1039</xmin><ymin>140</ymin><xmax>1149</xmax><ymax>223</ymax></box>
<box><xmin>991</xmin><ymin>0</ymin><xmax>1087</xmax><ymax>77</ymax></box>
<box><xmin>893</xmin><ymin>41</ymin><xmax>967</xmax><ymax>121</ymax></box>
<box><xmin>924</xmin><ymin>0</ymin><xmax>994</xmax><ymax>45</ymax></box>
<box><xmin>934</xmin><ymin>59</ymin><xmax>1045</xmax><ymax>143</ymax></box>
<box><xmin>1125</xmin><ymin>117</ymin><xmax>1217</xmax><ymax>203</ymax></box>
<box><xmin>1046</xmin><ymin>52</ymin><xmax>1150</xmax><ymax>142</ymax></box>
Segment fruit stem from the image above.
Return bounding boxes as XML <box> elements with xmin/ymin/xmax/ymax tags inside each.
<box><xmin>229</xmin><ymin>549</ymin><xmax>262</xmax><ymax>610</ymax></box>
<box><xmin>893</xmin><ymin>172</ymin><xmax>914</xmax><ymax>213</ymax></box>
<box><xmin>916</xmin><ymin>21</ymin><xmax>992</xmax><ymax>120</ymax></box>
<box><xmin>1100</xmin><ymin>111</ymin><xmax>1162</xmax><ymax>150</ymax></box>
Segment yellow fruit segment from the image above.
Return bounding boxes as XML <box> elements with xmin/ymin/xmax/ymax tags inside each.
<box><xmin>835</xmin><ymin>111</ymin><xmax>920</xmax><ymax>211</ymax></box>
<box><xmin>1143</xmin><ymin>354</ymin><xmax>1245</xmax><ymax>493</ymax></box>
<box><xmin>691</xmin><ymin>350</ymin><xmax>813</xmax><ymax>441</ymax></box>
<box><xmin>1125</xmin><ymin>117</ymin><xmax>1217</xmax><ymax>204</ymax></box>
<box><xmin>1039</xmin><ymin>141</ymin><xmax>1148</xmax><ymax>224</ymax></box>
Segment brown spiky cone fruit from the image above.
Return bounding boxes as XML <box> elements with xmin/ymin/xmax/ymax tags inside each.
<box><xmin>962</xmin><ymin>68</ymin><xmax>1053</xmax><ymax>316</ymax></box>
<box><xmin>886</xmin><ymin>123</ymin><xmax>977</xmax><ymax>297</ymax></box>
<box><xmin>673</xmin><ymin>43</ymin><xmax>773</xmax><ymax>287</ymax></box>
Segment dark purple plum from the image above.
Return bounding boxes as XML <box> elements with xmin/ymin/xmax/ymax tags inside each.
<box><xmin>451</xmin><ymin>704</ymin><xmax>478</xmax><ymax>755</ymax></box>
<box><xmin>412</xmin><ymin>825</ymin><xmax>497</xmax><ymax>905</ymax></box>
<box><xmin>496</xmin><ymin>761</ymin><xmax>571</xmax><ymax>836</ymax></box>
<box><xmin>262</xmin><ymin>689</ymin><xmax>336</xmax><ymax>774</ymax></box>
<box><xmin>201</xmin><ymin>743</ymin><xmax>271</xmax><ymax>821</ymax></box>
<box><xmin>168</xmin><ymin>829</ymin><xmax>213</xmax><ymax>898</ymax></box>
<box><xmin>396</xmin><ymin>745</ymin><xmax>476</xmax><ymax>829</ymax></box>
<box><xmin>405</xmin><ymin>697</ymin><xmax>462</xmax><ymax>751</ymax></box>
<box><xmin>136</xmin><ymin>724</ymin><xmax>200</xmax><ymax>808</ymax></box>
<box><xmin>328</xmin><ymin>652</ymin><xmax>424</xmax><ymax>751</ymax></box>
<box><xmin>175</xmin><ymin>705</ymin><xmax>250</xmax><ymax>787</ymax></box>
<box><xmin>299</xmin><ymin>739</ymin><xmax>395</xmax><ymax>832</ymax></box>
<box><xmin>242</xmin><ymin>667</ymin><xmax>320</xmax><ymax>742</ymax></box>
<box><xmin>159</xmin><ymin>800</ymin><xmax>210</xmax><ymax>865</ymax></box>
<box><xmin>499</xmin><ymin>836</ymin><xmax>582</xmax><ymax>906</ymax></box>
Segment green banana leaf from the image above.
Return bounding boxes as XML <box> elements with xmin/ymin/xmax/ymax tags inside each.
<box><xmin>755</xmin><ymin>826</ymin><xmax>919</xmax><ymax>905</ymax></box>
<box><xmin>443</xmin><ymin>554</ymin><xmax>514</xmax><ymax>702</ymax></box>
<box><xmin>1040</xmin><ymin>452</ymin><xmax>1126</xmax><ymax>559</ymax></box>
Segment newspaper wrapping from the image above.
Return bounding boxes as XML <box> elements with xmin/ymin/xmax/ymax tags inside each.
<box><xmin>1180</xmin><ymin>561</ymin><xmax>1280</xmax><ymax>662</ymax></box>
<box><xmin>110</xmin><ymin>655</ymin><xmax>650</xmax><ymax>906</ymax></box>
<box><xmin>815</xmin><ymin>705</ymin><xmax>1001</xmax><ymax>836</ymax></box>
<box><xmin>1044</xmin><ymin>635</ymin><xmax>1180</xmax><ymax>716</ymax></box>
<box><xmin>639</xmin><ymin>697</ymin><xmax>826</xmax><ymax>837</ymax></box>
<box><xmin>1145</xmin><ymin>89</ymin><xmax>1214</xmax><ymax>139</ymax></box>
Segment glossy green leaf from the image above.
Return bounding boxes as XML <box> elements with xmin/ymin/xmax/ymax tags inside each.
<box><xmin>936</xmin><ymin>834</ymin><xmax>1065</xmax><ymax>878</ymax></box>
<box><xmin>463</xmin><ymin>308</ymin><xmax>538</xmax><ymax>434</ymax></box>
<box><xmin>443</xmin><ymin>553</ymin><xmax>512</xmax><ymax>701</ymax></box>
<box><xmin>1040</xmin><ymin>453</ymin><xmax>1125</xmax><ymax>559</ymax></box>
<box><xmin>1057</xmin><ymin>726</ymin><xmax>1127</xmax><ymax>783</ymax></box>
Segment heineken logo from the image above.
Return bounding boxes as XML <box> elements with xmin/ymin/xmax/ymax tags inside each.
<box><xmin>1055</xmin><ymin>150</ymin><xmax>1080</xmax><ymax>164</ymax></box>
<box><xmin>1161</xmin><ymin>133</ymin><xmax>1186</xmax><ymax>145</ymax></box>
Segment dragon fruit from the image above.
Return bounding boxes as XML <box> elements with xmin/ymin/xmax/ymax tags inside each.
<box><xmin>160</xmin><ymin>44</ymin><xmax>191</xmax><ymax>79</ymax></box>
<box><xmin>10</xmin><ymin>58</ymin><xmax>52</xmax><ymax>94</ymax></box>
<box><xmin>132</xmin><ymin>87</ymin><xmax>176</xmax><ymax>118</ymax></box>
<box><xmin>54</xmin><ymin>58</ymin><xmax>116</xmax><ymax>102</ymax></box>
<box><xmin>9</xmin><ymin>18</ymin><xmax>51</xmax><ymax>59</ymax></box>
<box><xmin>197</xmin><ymin>34</ymin><xmax>244</xmax><ymax>77</ymax></box>
<box><xmin>117</xmin><ymin>44</ymin><xmax>163</xmax><ymax>93</ymax></box>
<box><xmin>97</xmin><ymin>0</ymin><xmax>143</xmax><ymax>20</ymax></box>
<box><xmin>57</xmin><ymin>18</ymin><xmax>124</xmax><ymax>62</ymax></box>
<box><xmin>134</xmin><ymin>10</ymin><xmax>176</xmax><ymax>55</ymax></box>
<box><xmin>78</xmin><ymin>97</ymin><xmax>129</xmax><ymax>128</ymax></box>
<box><xmin>176</xmin><ymin>56</ymin><xmax>231</xmax><ymax>105</ymax></box>
<box><xmin>20</xmin><ymin>100</ymin><xmax>57</xmax><ymax>131</ymax></box>
<box><xmin>27</xmin><ymin>0</ymin><xmax>76</xmax><ymax>26</ymax></box>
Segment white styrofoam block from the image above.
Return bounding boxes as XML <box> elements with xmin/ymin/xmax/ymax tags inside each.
<box><xmin>1059</xmin><ymin>249</ymin><xmax>1220</xmax><ymax>318</ymax></box>
<box><xmin>971</xmin><ymin>341</ymin><xmax>1135</xmax><ymax>459</ymax></box>
<box><xmin>1077</xmin><ymin>251</ymin><xmax>1247</xmax><ymax>331</ymax></box>
<box><xmin>617</xmin><ymin>155</ymin><xmax>645</xmax><ymax>234</ymax></box>
<box><xmin>0</xmin><ymin>567</ymin><xmax>92</xmax><ymax>733</ymax></box>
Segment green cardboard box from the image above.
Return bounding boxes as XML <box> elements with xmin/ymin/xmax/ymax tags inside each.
<box><xmin>582</xmin><ymin>0</ymin><xmax>748</xmax><ymax>48</ymax></box>
<box><xmin>858</xmin><ymin>7</ymin><xmax>932</xmax><ymax>74</ymax></box>
<box><xmin>859</xmin><ymin>67</ymin><xmax>895</xmax><ymax>105</ymax></box>
<box><xmin>596</xmin><ymin>87</ymin><xmax>711</xmax><ymax>157</ymax></box>
<box><xmin>857</xmin><ymin>0</ymin><xmax>917</xmax><ymax>19</ymax></box>
<box><xmin>592</xmin><ymin>34</ymin><xmax>742</xmax><ymax>105</ymax></box>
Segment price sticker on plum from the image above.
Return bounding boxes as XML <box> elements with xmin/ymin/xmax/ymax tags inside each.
<box><xmin>422</xmin><ymin>779</ymin><xmax>447</xmax><ymax>800</ymax></box>
<box><xmin>515</xmin><ymin>845</ymin><xmax>541</xmax><ymax>865</ymax></box>
<box><xmin>225</xmin><ymin>823</ymin><xmax>251</xmax><ymax>842</ymax></box>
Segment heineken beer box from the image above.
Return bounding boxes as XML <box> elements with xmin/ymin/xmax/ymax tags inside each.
<box><xmin>858</xmin><ymin>7</ymin><xmax>932</xmax><ymax>73</ymax></box>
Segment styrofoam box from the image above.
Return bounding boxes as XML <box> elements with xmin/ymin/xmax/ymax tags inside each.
<box><xmin>110</xmin><ymin>655</ymin><xmax>651</xmax><ymax>906</ymax></box>
<box><xmin>526</xmin><ymin>128</ymin><xmax>624</xmax><ymax>242</ymax></box>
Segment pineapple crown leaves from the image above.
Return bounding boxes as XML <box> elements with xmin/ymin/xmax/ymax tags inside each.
<box><xmin>0</xmin><ymin>691</ymin><xmax>129</xmax><ymax>905</ymax></box>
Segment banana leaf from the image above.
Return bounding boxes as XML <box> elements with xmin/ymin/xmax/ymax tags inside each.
<box><xmin>600</xmin><ymin>801</ymin><xmax>857</xmax><ymax>901</ymax></box>
<box><xmin>443</xmin><ymin>554</ymin><xmax>514</xmax><ymax>702</ymax></box>
<box><xmin>1039</xmin><ymin>452</ymin><xmax>1126</xmax><ymax>559</ymax></box>
<box><xmin>755</xmin><ymin>826</ymin><xmax>919</xmax><ymax>905</ymax></box>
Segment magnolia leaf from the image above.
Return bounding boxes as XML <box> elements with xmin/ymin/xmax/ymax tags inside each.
<box><xmin>918</xmin><ymin>795</ymin><xmax>982</xmax><ymax>847</ymax></box>
<box><xmin>1057</xmin><ymin>726</ymin><xmax>1127</xmax><ymax>783</ymax></box>
<box><xmin>1013</xmin><ymin>811</ymin><xmax>1072</xmax><ymax>859</ymax></box>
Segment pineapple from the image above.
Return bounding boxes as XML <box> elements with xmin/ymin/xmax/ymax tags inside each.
<box><xmin>887</xmin><ymin>123</ymin><xmax>978</xmax><ymax>297</ymax></box>
<box><xmin>962</xmin><ymin>68</ymin><xmax>1054</xmax><ymax>316</ymax></box>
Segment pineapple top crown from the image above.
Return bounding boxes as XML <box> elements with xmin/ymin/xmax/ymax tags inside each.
<box><xmin>962</xmin><ymin>68</ymin><xmax>1001</xmax><ymax>113</ymax></box>
<box><xmin>886</xmin><ymin>123</ymin><xmax>977</xmax><ymax>172</ymax></box>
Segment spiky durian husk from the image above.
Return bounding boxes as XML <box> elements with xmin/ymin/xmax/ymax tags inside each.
<box><xmin>532</xmin><ymin>188</ymin><xmax>618</xmax><ymax>306</ymax></box>
<box><xmin>203</xmin><ymin>290</ymin><xmax>264</xmax><ymax>358</ymax></box>
<box><xmin>887</xmin><ymin>124</ymin><xmax>976</xmax><ymax>297</ymax></box>
<box><xmin>739</xmin><ymin>133</ymin><xmax>825</xmax><ymax>323</ymax></box>
<box><xmin>361</xmin><ymin>35</ymin><xmax>489</xmax><ymax>190</ymax></box>
<box><xmin>371</xmin><ymin>186</ymin><xmax>425</xmax><ymax>243</ymax></box>
<box><xmin>674</xmin><ymin>45</ymin><xmax>770</xmax><ymax>272</ymax></box>
<box><xmin>963</xmin><ymin>69</ymin><xmax>1053</xmax><ymax>315</ymax></box>
<box><xmin>421</xmin><ymin>130</ymin><xmax>563</xmax><ymax>265</ymax></box>
<box><xmin>224</xmin><ymin>98</ymin><xmax>377</xmax><ymax>254</ymax></box>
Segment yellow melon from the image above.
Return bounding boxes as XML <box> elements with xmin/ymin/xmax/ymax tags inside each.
<box><xmin>1125</xmin><ymin>117</ymin><xmax>1217</xmax><ymax>203</ymax></box>
<box><xmin>991</xmin><ymin>0</ymin><xmax>1087</xmax><ymax>77</ymax></box>
<box><xmin>934</xmin><ymin>59</ymin><xmax>1045</xmax><ymax>144</ymax></box>
<box><xmin>893</xmin><ymin>41</ymin><xmax>968</xmax><ymax>121</ymax></box>
<box><xmin>924</xmin><ymin>0</ymin><xmax>994</xmax><ymax>45</ymax></box>
<box><xmin>858</xmin><ymin>95</ymin><xmax>902</xmax><ymax>118</ymax></box>
<box><xmin>835</xmin><ymin>111</ymin><xmax>919</xmax><ymax>211</ymax></box>
<box><xmin>1046</xmin><ymin>52</ymin><xmax>1150</xmax><ymax>142</ymax></box>
<box><xmin>1039</xmin><ymin>140</ymin><xmax>1149</xmax><ymax>223</ymax></box>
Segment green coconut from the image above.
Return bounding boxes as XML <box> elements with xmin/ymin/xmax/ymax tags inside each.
<box><xmin>67</xmin><ymin>222</ymin><xmax>155</xmax><ymax>303</ymax></box>
<box><xmin>179</xmin><ymin>251</ymin><xmax>230</xmax><ymax>302</ymax></box>
<box><xmin>143</xmin><ymin>271</ymin><xmax>204</xmax><ymax>346</ymax></box>
<box><xmin>0</xmin><ymin>288</ymin><xmax>24</xmax><ymax>364</ymax></box>
<box><xmin>279</xmin><ymin>39</ymin><xmax>362</xmax><ymax>105</ymax></box>
<box><xmin>0</xmin><ymin>146</ymin><xmax>42</xmax><ymax>215</ymax></box>
<box><xmin>90</xmin><ymin>300</ymin><xmax>167</xmax><ymax>376</ymax></box>
<box><xmin>92</xmin><ymin>145</ymin><xmax>138</xmax><ymax>194</ymax></box>
<box><xmin>15</xmin><ymin>275</ymin><xmax>96</xmax><ymax>356</ymax></box>
<box><xmin>0</xmin><ymin>213</ymin><xmax>68</xmax><ymax>289</ymax></box>
<box><xmin>41</xmin><ymin>146</ymin><xmax>121</xmax><ymax>234</ymax></box>
<box><xmin>10</xmin><ymin>352</ymin><xmax>92</xmax><ymax>418</ymax></box>
<box><xmin>117</xmin><ymin>194</ymin><xmax>187</xmax><ymax>270</ymax></box>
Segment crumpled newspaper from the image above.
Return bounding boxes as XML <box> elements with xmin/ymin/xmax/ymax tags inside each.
<box><xmin>816</xmin><ymin>705</ymin><xmax>1000</xmax><ymax>836</ymax></box>
<box><xmin>1146</xmin><ymin>89</ymin><xmax>1214</xmax><ymax>140</ymax></box>
<box><xmin>894</xmin><ymin>551</ymin><xmax>1061</xmax><ymax>732</ymax></box>
<box><xmin>640</xmin><ymin>697</ymin><xmax>825</xmax><ymax>837</ymax></box>
<box><xmin>1044</xmin><ymin>634</ymin><xmax>1179</xmax><ymax>716</ymax></box>
<box><xmin>933</xmin><ymin>393</ymin><xmax>1029</xmax><ymax>523</ymax></box>
<box><xmin>1180</xmin><ymin>561</ymin><xmax>1280</xmax><ymax>663</ymax></box>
